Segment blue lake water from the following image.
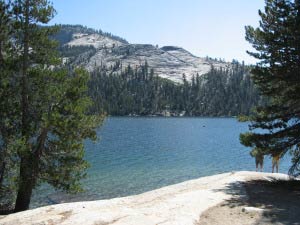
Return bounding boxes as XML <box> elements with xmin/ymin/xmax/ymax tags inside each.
<box><xmin>31</xmin><ymin>117</ymin><xmax>292</xmax><ymax>208</ymax></box>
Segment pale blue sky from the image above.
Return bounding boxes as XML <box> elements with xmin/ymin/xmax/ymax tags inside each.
<box><xmin>49</xmin><ymin>0</ymin><xmax>265</xmax><ymax>64</ymax></box>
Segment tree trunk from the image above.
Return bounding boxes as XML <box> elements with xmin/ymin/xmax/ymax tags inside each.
<box><xmin>14</xmin><ymin>157</ymin><xmax>35</xmax><ymax>212</ymax></box>
<box><xmin>14</xmin><ymin>0</ymin><xmax>32</xmax><ymax>213</ymax></box>
<box><xmin>0</xmin><ymin>161</ymin><xmax>6</xmax><ymax>185</ymax></box>
<box><xmin>14</xmin><ymin>128</ymin><xmax>48</xmax><ymax>212</ymax></box>
<box><xmin>21</xmin><ymin>0</ymin><xmax>30</xmax><ymax>138</ymax></box>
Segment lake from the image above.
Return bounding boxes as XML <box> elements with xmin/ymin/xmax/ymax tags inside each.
<box><xmin>31</xmin><ymin>117</ymin><xmax>292</xmax><ymax>208</ymax></box>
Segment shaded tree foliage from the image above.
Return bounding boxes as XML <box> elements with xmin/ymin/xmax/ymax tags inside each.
<box><xmin>240</xmin><ymin>0</ymin><xmax>300</xmax><ymax>175</ymax></box>
<box><xmin>0</xmin><ymin>0</ymin><xmax>103</xmax><ymax>213</ymax></box>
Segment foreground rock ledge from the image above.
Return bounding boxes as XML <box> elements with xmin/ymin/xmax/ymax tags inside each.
<box><xmin>0</xmin><ymin>171</ymin><xmax>291</xmax><ymax>225</ymax></box>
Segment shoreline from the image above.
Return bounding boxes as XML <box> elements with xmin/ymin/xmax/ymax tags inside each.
<box><xmin>107</xmin><ymin>115</ymin><xmax>238</xmax><ymax>118</ymax></box>
<box><xmin>0</xmin><ymin>171</ymin><xmax>294</xmax><ymax>225</ymax></box>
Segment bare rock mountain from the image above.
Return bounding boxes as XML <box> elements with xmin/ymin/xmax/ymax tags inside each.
<box><xmin>57</xmin><ymin>25</ymin><xmax>231</xmax><ymax>83</ymax></box>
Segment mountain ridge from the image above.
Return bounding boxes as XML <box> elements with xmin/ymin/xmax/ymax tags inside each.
<box><xmin>54</xmin><ymin>24</ymin><xmax>233</xmax><ymax>83</ymax></box>
<box><xmin>52</xmin><ymin>24</ymin><xmax>260</xmax><ymax>117</ymax></box>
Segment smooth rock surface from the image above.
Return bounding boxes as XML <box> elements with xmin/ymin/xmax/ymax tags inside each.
<box><xmin>65</xmin><ymin>32</ymin><xmax>231</xmax><ymax>83</ymax></box>
<box><xmin>0</xmin><ymin>171</ymin><xmax>290</xmax><ymax>225</ymax></box>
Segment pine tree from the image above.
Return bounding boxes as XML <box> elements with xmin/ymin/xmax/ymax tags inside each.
<box><xmin>0</xmin><ymin>0</ymin><xmax>103</xmax><ymax>212</ymax></box>
<box><xmin>0</xmin><ymin>0</ymin><xmax>18</xmax><ymax>213</ymax></box>
<box><xmin>240</xmin><ymin>0</ymin><xmax>300</xmax><ymax>175</ymax></box>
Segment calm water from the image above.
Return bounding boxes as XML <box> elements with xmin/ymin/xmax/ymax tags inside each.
<box><xmin>31</xmin><ymin>117</ymin><xmax>291</xmax><ymax>208</ymax></box>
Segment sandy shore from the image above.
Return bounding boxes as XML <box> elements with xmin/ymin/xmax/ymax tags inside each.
<box><xmin>0</xmin><ymin>171</ymin><xmax>297</xmax><ymax>225</ymax></box>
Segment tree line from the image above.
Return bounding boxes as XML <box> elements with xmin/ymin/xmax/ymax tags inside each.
<box><xmin>87</xmin><ymin>61</ymin><xmax>260</xmax><ymax>117</ymax></box>
<box><xmin>52</xmin><ymin>24</ymin><xmax>128</xmax><ymax>46</ymax></box>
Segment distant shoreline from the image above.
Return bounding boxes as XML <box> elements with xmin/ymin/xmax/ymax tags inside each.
<box><xmin>106</xmin><ymin>115</ymin><xmax>238</xmax><ymax>119</ymax></box>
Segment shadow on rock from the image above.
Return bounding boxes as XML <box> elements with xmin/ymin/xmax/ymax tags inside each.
<box><xmin>211</xmin><ymin>177</ymin><xmax>300</xmax><ymax>224</ymax></box>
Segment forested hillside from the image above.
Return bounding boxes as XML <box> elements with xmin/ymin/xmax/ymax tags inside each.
<box><xmin>88</xmin><ymin>61</ymin><xmax>260</xmax><ymax>116</ymax></box>
<box><xmin>54</xmin><ymin>25</ymin><xmax>261</xmax><ymax>116</ymax></box>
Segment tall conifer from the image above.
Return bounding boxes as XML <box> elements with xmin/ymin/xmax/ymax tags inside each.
<box><xmin>0</xmin><ymin>0</ymin><xmax>103</xmax><ymax>212</ymax></box>
<box><xmin>240</xmin><ymin>0</ymin><xmax>300</xmax><ymax>175</ymax></box>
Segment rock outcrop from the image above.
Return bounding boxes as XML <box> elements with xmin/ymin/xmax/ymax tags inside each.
<box><xmin>0</xmin><ymin>172</ymin><xmax>291</xmax><ymax>225</ymax></box>
<box><xmin>57</xmin><ymin>25</ymin><xmax>232</xmax><ymax>83</ymax></box>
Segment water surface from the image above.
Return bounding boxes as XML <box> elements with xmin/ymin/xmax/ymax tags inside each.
<box><xmin>31</xmin><ymin>117</ymin><xmax>291</xmax><ymax>207</ymax></box>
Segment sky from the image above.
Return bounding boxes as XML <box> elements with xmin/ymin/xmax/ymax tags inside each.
<box><xmin>49</xmin><ymin>0</ymin><xmax>265</xmax><ymax>64</ymax></box>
